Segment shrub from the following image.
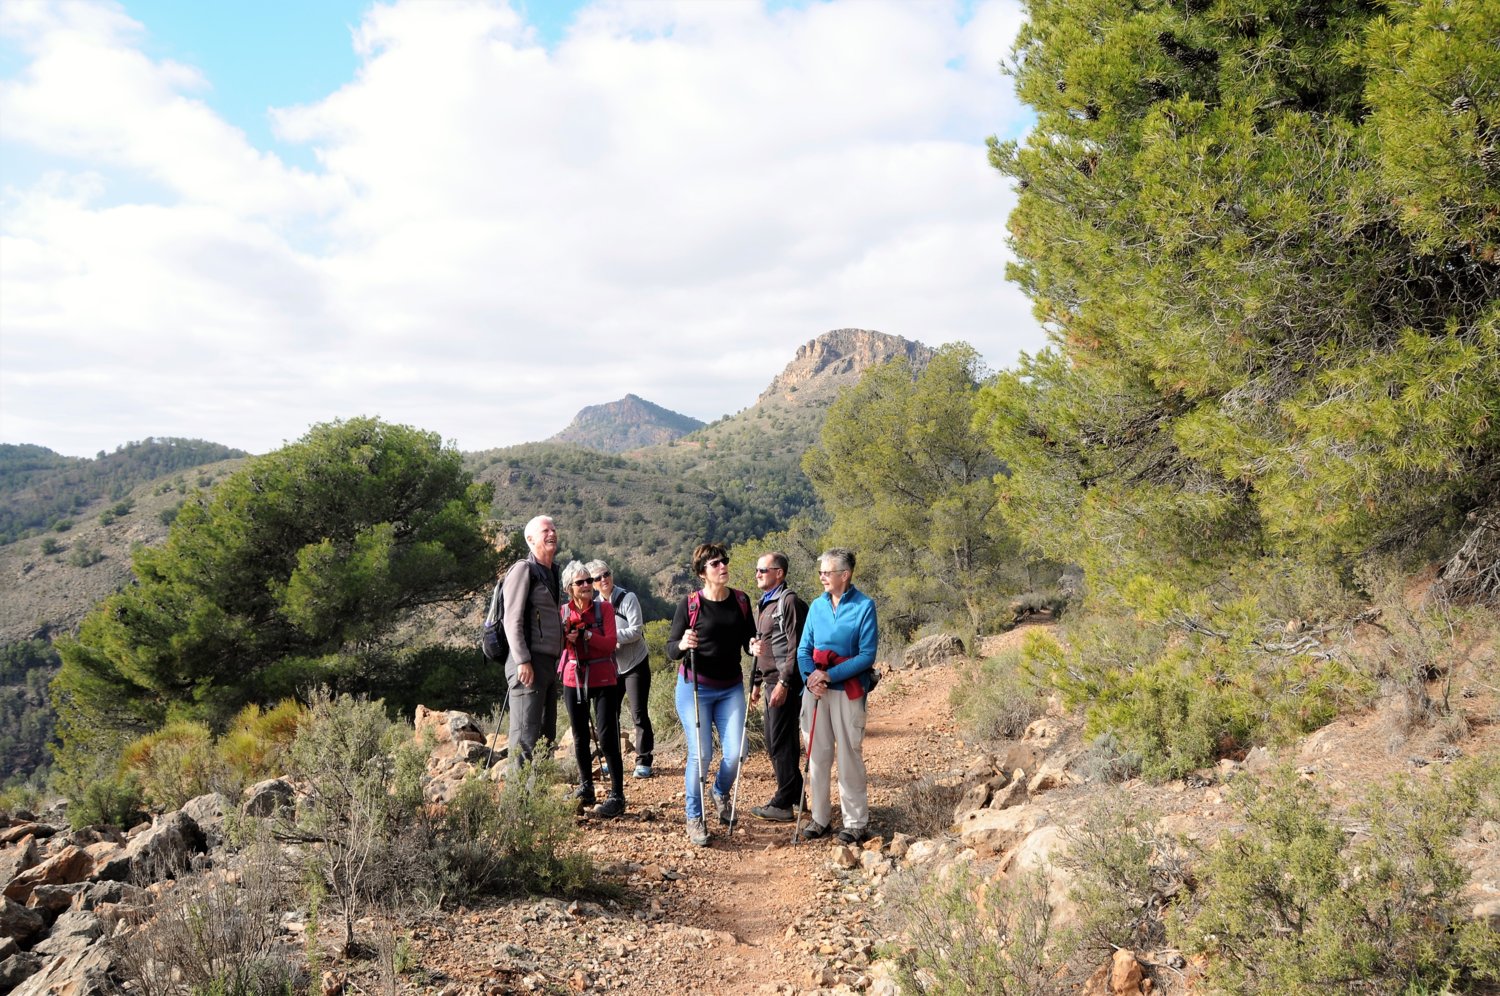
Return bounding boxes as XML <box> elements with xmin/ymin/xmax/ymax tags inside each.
<box><xmin>109</xmin><ymin>835</ymin><xmax>304</xmax><ymax>996</ymax></box>
<box><xmin>895</xmin><ymin>777</ymin><xmax>963</xmax><ymax>839</ymax></box>
<box><xmin>279</xmin><ymin>689</ymin><xmax>428</xmax><ymax>955</ymax></box>
<box><xmin>1028</xmin><ymin>581</ymin><xmax>1373</xmax><ymax>780</ymax></box>
<box><xmin>39</xmin><ymin>537</ymin><xmax>63</xmax><ymax>555</ymax></box>
<box><xmin>438</xmin><ymin>758</ymin><xmax>592</xmax><ymax>899</ymax></box>
<box><xmin>953</xmin><ymin>646</ymin><xmax>1048</xmax><ymax>742</ymax></box>
<box><xmin>1060</xmin><ymin>794</ymin><xmax>1188</xmax><ymax>960</ymax></box>
<box><xmin>120</xmin><ymin>720</ymin><xmax>231</xmax><ymax>811</ymax></box>
<box><xmin>886</xmin><ymin>862</ymin><xmax>1070</xmax><ymax>995</ymax></box>
<box><xmin>52</xmin><ymin>518</ymin><xmax>73</xmax><ymax>532</ymax></box>
<box><xmin>216</xmin><ymin>699</ymin><xmax>303</xmax><ymax>786</ymax></box>
<box><xmin>1173</xmin><ymin>762</ymin><xmax>1500</xmax><ymax>995</ymax></box>
<box><xmin>67</xmin><ymin>541</ymin><xmax>104</xmax><ymax>567</ymax></box>
<box><xmin>71</xmin><ymin>773</ymin><xmax>146</xmax><ymax>830</ymax></box>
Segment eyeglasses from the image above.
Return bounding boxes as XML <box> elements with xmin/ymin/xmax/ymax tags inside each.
<box><xmin>572</xmin><ymin>577</ymin><xmax>595</xmax><ymax>587</ymax></box>
<box><xmin>754</xmin><ymin>567</ymin><xmax>781</xmax><ymax>574</ymax></box>
<box><xmin>705</xmin><ymin>558</ymin><xmax>729</xmax><ymax>569</ymax></box>
<box><xmin>818</xmin><ymin>568</ymin><xmax>849</xmax><ymax>577</ymax></box>
<box><xmin>598</xmin><ymin>571</ymin><xmax>611</xmax><ymax>579</ymax></box>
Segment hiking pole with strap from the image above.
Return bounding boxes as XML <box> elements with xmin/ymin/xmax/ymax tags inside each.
<box><xmin>726</xmin><ymin>662</ymin><xmax>753</xmax><ymax>836</ymax></box>
<box><xmin>687</xmin><ymin>640</ymin><xmax>712</xmax><ymax>838</ymax></box>
<box><xmin>793</xmin><ymin>692</ymin><xmax>821</xmax><ymax>845</ymax></box>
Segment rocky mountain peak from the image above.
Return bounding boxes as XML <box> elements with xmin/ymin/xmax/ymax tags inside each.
<box><xmin>758</xmin><ymin>329</ymin><xmax>935</xmax><ymax>405</ymax></box>
<box><xmin>546</xmin><ymin>394</ymin><xmax>704</xmax><ymax>454</ymax></box>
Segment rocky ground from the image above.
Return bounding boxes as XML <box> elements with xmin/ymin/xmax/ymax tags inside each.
<box><xmin>4</xmin><ymin>622</ymin><xmax>1498</xmax><ymax>995</ymax></box>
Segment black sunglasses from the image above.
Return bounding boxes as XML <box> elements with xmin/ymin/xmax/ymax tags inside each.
<box><xmin>754</xmin><ymin>567</ymin><xmax>781</xmax><ymax>574</ymax></box>
<box><xmin>704</xmin><ymin>557</ymin><xmax>729</xmax><ymax>569</ymax></box>
<box><xmin>572</xmin><ymin>577</ymin><xmax>595</xmax><ymax>587</ymax></box>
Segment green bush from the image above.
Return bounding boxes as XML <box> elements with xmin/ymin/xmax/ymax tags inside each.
<box><xmin>887</xmin><ymin>863</ymin><xmax>1070</xmax><ymax>995</ymax></box>
<box><xmin>439</xmin><ymin>758</ymin><xmax>592</xmax><ymax>899</ymax></box>
<box><xmin>953</xmin><ymin>646</ymin><xmax>1048</xmax><ymax>743</ymax></box>
<box><xmin>1028</xmin><ymin>580</ymin><xmax>1373</xmax><ymax>780</ymax></box>
<box><xmin>120</xmin><ymin>720</ymin><xmax>231</xmax><ymax>811</ymax></box>
<box><xmin>67</xmin><ymin>541</ymin><xmax>104</xmax><ymax>567</ymax></box>
<box><xmin>1060</xmin><ymin>794</ymin><xmax>1188</xmax><ymax>961</ymax></box>
<box><xmin>39</xmin><ymin>536</ymin><xmax>63</xmax><ymax>556</ymax></box>
<box><xmin>1173</xmin><ymin>762</ymin><xmax>1500</xmax><ymax>995</ymax></box>
<box><xmin>71</xmin><ymin>773</ymin><xmax>145</xmax><ymax>830</ymax></box>
<box><xmin>216</xmin><ymin>699</ymin><xmax>303</xmax><ymax>786</ymax></box>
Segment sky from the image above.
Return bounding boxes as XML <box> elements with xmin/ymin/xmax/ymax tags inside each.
<box><xmin>0</xmin><ymin>0</ymin><xmax>1042</xmax><ymax>458</ymax></box>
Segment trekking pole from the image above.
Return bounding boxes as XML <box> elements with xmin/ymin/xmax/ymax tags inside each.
<box><xmin>726</xmin><ymin>665</ymin><xmax>753</xmax><ymax>836</ymax></box>
<box><xmin>793</xmin><ymin>693</ymin><xmax>821</xmax><ymax>845</ymax></box>
<box><xmin>687</xmin><ymin>641</ymin><xmax>712</xmax><ymax>837</ymax></box>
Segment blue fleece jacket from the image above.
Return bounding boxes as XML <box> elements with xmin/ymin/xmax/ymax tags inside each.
<box><xmin>797</xmin><ymin>586</ymin><xmax>878</xmax><ymax>686</ymax></box>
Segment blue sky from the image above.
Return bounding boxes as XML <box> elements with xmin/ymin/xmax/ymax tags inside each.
<box><xmin>0</xmin><ymin>0</ymin><xmax>1038</xmax><ymax>457</ymax></box>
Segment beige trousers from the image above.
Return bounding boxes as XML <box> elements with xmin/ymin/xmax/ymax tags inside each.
<box><xmin>800</xmin><ymin>686</ymin><xmax>868</xmax><ymax>830</ymax></box>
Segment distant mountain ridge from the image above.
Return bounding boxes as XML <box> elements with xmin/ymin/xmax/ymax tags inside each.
<box><xmin>759</xmin><ymin>328</ymin><xmax>935</xmax><ymax>405</ymax></box>
<box><xmin>546</xmin><ymin>394</ymin><xmax>704</xmax><ymax>454</ymax></box>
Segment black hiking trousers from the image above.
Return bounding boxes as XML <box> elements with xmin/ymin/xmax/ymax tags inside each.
<box><xmin>763</xmin><ymin>673</ymin><xmax>805</xmax><ymax>811</ymax></box>
<box><xmin>564</xmin><ymin>683</ymin><xmax>625</xmax><ymax>801</ymax></box>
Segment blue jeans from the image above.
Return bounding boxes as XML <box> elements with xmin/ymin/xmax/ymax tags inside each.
<box><xmin>675</xmin><ymin>675</ymin><xmax>746</xmax><ymax>821</ymax></box>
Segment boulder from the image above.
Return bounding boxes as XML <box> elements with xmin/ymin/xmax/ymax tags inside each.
<box><xmin>1021</xmin><ymin>717</ymin><xmax>1063</xmax><ymax>750</ymax></box>
<box><xmin>989</xmin><ymin>778</ymin><xmax>1028</xmax><ymax>811</ymax></box>
<box><xmin>954</xmin><ymin>781</ymin><xmax>991</xmax><ymax>819</ymax></box>
<box><xmin>902</xmin><ymin>633</ymin><xmax>966</xmax><ymax>670</ymax></box>
<box><xmin>0</xmin><ymin>952</ymin><xmax>43</xmax><ymax>992</ymax></box>
<box><xmin>3</xmin><ymin>846</ymin><xmax>94</xmax><ymax>903</ymax></box>
<box><xmin>1111</xmin><ymin>948</ymin><xmax>1146</xmax><ymax>995</ymax></box>
<box><xmin>0</xmin><ymin>834</ymin><xmax>39</xmax><ymax>885</ymax></box>
<box><xmin>179</xmin><ymin>793</ymin><xmax>232</xmax><ymax>847</ymax></box>
<box><xmin>79</xmin><ymin>879</ymin><xmax>149</xmax><ymax>911</ymax></box>
<box><xmin>958</xmin><ymin>806</ymin><xmax>1046</xmax><ymax>857</ymax></box>
<box><xmin>0</xmin><ymin>936</ymin><xmax>17</xmax><ymax>960</ymax></box>
<box><xmin>32</xmin><ymin>909</ymin><xmax>103</xmax><ymax>958</ymax></box>
<box><xmin>243</xmin><ymin>778</ymin><xmax>296</xmax><ymax>818</ymax></box>
<box><xmin>415</xmin><ymin>706</ymin><xmax>485</xmax><ymax>745</ymax></box>
<box><xmin>1027</xmin><ymin>754</ymin><xmax>1078</xmax><ymax>797</ymax></box>
<box><xmin>11</xmin><ymin>941</ymin><xmax>113</xmax><ymax>996</ymax></box>
<box><xmin>85</xmin><ymin>842</ymin><xmax>129</xmax><ymax>883</ymax></box>
<box><xmin>121</xmin><ymin>812</ymin><xmax>207</xmax><ymax>881</ymax></box>
<box><xmin>0</xmin><ymin>824</ymin><xmax>50</xmax><ymax>846</ymax></box>
<box><xmin>0</xmin><ymin>895</ymin><xmax>46</xmax><ymax>944</ymax></box>
<box><xmin>25</xmin><ymin>882</ymin><xmax>85</xmax><ymax>921</ymax></box>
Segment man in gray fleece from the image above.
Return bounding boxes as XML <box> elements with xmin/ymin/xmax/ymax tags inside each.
<box><xmin>503</xmin><ymin>514</ymin><xmax>563</xmax><ymax>769</ymax></box>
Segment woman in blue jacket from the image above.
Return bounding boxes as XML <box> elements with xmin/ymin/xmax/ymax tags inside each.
<box><xmin>797</xmin><ymin>547</ymin><xmax>878</xmax><ymax>844</ymax></box>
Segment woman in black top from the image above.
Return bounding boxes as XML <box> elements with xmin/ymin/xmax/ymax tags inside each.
<box><xmin>667</xmin><ymin>542</ymin><xmax>755</xmax><ymax>846</ymax></box>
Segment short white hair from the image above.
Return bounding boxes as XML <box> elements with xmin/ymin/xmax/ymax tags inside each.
<box><xmin>585</xmin><ymin>559</ymin><xmax>609</xmax><ymax>579</ymax></box>
<box><xmin>524</xmin><ymin>515</ymin><xmax>554</xmax><ymax>545</ymax></box>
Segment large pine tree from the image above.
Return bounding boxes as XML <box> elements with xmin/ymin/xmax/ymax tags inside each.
<box><xmin>978</xmin><ymin>0</ymin><xmax>1500</xmax><ymax>598</ymax></box>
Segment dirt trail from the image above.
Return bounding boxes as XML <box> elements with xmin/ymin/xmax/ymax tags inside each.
<box><xmin>404</xmin><ymin>655</ymin><xmax>971</xmax><ymax>995</ymax></box>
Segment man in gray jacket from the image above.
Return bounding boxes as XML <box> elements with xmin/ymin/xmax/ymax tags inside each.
<box><xmin>503</xmin><ymin>514</ymin><xmax>563</xmax><ymax>769</ymax></box>
<box><xmin>590</xmin><ymin>560</ymin><xmax>653</xmax><ymax>778</ymax></box>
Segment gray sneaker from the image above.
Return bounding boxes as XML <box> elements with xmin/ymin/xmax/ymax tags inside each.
<box><xmin>686</xmin><ymin>817</ymin><xmax>710</xmax><ymax>846</ymax></box>
<box><xmin>750</xmin><ymin>803</ymin><xmax>795</xmax><ymax>823</ymax></box>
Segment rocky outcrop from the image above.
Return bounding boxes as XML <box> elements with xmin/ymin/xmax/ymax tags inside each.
<box><xmin>546</xmin><ymin>394</ymin><xmax>705</xmax><ymax>454</ymax></box>
<box><xmin>758</xmin><ymin>329</ymin><xmax>935</xmax><ymax>406</ymax></box>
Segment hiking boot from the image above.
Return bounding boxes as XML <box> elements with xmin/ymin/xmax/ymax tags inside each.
<box><xmin>835</xmin><ymin>826</ymin><xmax>870</xmax><ymax>845</ymax></box>
<box><xmin>592</xmin><ymin>796</ymin><xmax>625</xmax><ymax>820</ymax></box>
<box><xmin>712</xmin><ymin>791</ymin><xmax>734</xmax><ymax>825</ymax></box>
<box><xmin>750</xmin><ymin>803</ymin><xmax>795</xmax><ymax>823</ymax></box>
<box><xmin>569</xmin><ymin>784</ymin><xmax>596</xmax><ymax>809</ymax></box>
<box><xmin>795</xmin><ymin>821</ymin><xmax>830</xmax><ymax>842</ymax></box>
<box><xmin>686</xmin><ymin>817</ymin><xmax>710</xmax><ymax>847</ymax></box>
<box><xmin>632</xmin><ymin>764</ymin><xmax>654</xmax><ymax>779</ymax></box>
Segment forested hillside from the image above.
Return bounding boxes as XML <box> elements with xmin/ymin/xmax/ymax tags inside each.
<box><xmin>0</xmin><ymin>438</ymin><xmax>246</xmax><ymax>545</ymax></box>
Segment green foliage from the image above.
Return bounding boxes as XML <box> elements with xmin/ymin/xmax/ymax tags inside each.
<box><xmin>804</xmin><ymin>344</ymin><xmax>1053</xmax><ymax>639</ymax></box>
<box><xmin>0</xmin><ymin>438</ymin><xmax>245</xmax><ymax>546</ymax></box>
<box><xmin>1027</xmin><ymin>579</ymin><xmax>1372</xmax><ymax>780</ymax></box>
<box><xmin>1060</xmin><ymin>793</ymin><xmax>1188</xmax><ymax>960</ymax></box>
<box><xmin>216</xmin><ymin>700</ymin><xmax>304</xmax><ymax>787</ymax></box>
<box><xmin>66</xmin><ymin>540</ymin><xmax>103</xmax><ymax>567</ymax></box>
<box><xmin>282</xmin><ymin>690</ymin><xmax>426</xmax><ymax>954</ymax></box>
<box><xmin>120</xmin><ymin>720</ymin><xmax>230</xmax><ymax>812</ymax></box>
<box><xmin>52</xmin><ymin>417</ymin><xmax>499</xmax><ymax>749</ymax></box>
<box><xmin>440</xmin><ymin>759</ymin><xmax>593</xmax><ymax>898</ymax></box>
<box><xmin>980</xmin><ymin>0</ymin><xmax>1500</xmax><ymax>600</ymax></box>
<box><xmin>953</xmin><ymin>645</ymin><xmax>1048</xmax><ymax>743</ymax></box>
<box><xmin>38</xmin><ymin>536</ymin><xmax>62</xmax><ymax>555</ymax></box>
<box><xmin>69</xmin><ymin>769</ymin><xmax>145</xmax><ymax>830</ymax></box>
<box><xmin>887</xmin><ymin>863</ymin><xmax>1069</xmax><ymax>995</ymax></box>
<box><xmin>1174</xmin><ymin>762</ymin><xmax>1500</xmax><ymax>994</ymax></box>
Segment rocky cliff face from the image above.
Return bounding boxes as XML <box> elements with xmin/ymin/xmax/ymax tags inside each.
<box><xmin>546</xmin><ymin>394</ymin><xmax>704</xmax><ymax>454</ymax></box>
<box><xmin>758</xmin><ymin>329</ymin><xmax>935</xmax><ymax>406</ymax></box>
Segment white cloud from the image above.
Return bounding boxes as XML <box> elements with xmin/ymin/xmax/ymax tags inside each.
<box><xmin>0</xmin><ymin>0</ymin><xmax>1038</xmax><ymax>457</ymax></box>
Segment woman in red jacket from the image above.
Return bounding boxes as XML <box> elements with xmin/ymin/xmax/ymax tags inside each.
<box><xmin>558</xmin><ymin>559</ymin><xmax>625</xmax><ymax>818</ymax></box>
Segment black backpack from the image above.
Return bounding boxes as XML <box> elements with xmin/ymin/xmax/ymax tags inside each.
<box><xmin>480</xmin><ymin>579</ymin><xmax>509</xmax><ymax>662</ymax></box>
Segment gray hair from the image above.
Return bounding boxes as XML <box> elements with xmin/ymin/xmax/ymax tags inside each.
<box><xmin>524</xmin><ymin>515</ymin><xmax>554</xmax><ymax>545</ymax></box>
<box><xmin>559</xmin><ymin>559</ymin><xmax>590</xmax><ymax>591</ymax></box>
<box><xmin>585</xmin><ymin>559</ymin><xmax>610</xmax><ymax>579</ymax></box>
<box><xmin>819</xmin><ymin>548</ymin><xmax>856</xmax><ymax>573</ymax></box>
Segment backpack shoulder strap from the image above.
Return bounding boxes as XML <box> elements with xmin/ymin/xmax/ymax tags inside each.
<box><xmin>610</xmin><ymin>588</ymin><xmax>625</xmax><ymax>609</ymax></box>
<box><xmin>687</xmin><ymin>590</ymin><xmax>701</xmax><ymax>630</ymax></box>
<box><xmin>734</xmin><ymin>589</ymin><xmax>751</xmax><ymax>618</ymax></box>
